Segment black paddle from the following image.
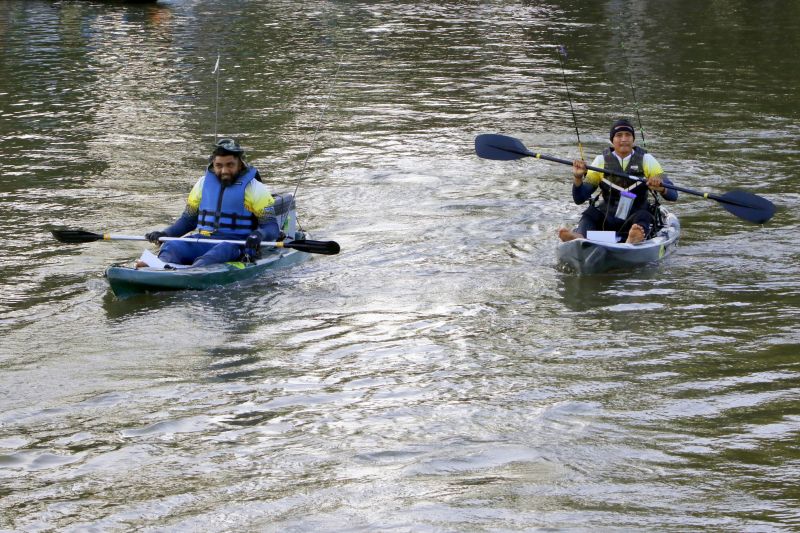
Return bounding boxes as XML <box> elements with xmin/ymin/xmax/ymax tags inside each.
<box><xmin>475</xmin><ymin>133</ymin><xmax>775</xmax><ymax>224</ymax></box>
<box><xmin>51</xmin><ymin>229</ymin><xmax>340</xmax><ymax>255</ymax></box>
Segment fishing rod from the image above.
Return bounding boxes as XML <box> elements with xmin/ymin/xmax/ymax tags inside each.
<box><xmin>292</xmin><ymin>58</ymin><xmax>342</xmax><ymax>201</ymax></box>
<box><xmin>619</xmin><ymin>30</ymin><xmax>646</xmax><ymax>149</ymax></box>
<box><xmin>556</xmin><ymin>45</ymin><xmax>585</xmax><ymax>161</ymax></box>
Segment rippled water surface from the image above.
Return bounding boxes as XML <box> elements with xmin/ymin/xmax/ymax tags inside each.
<box><xmin>1</xmin><ymin>0</ymin><xmax>799</xmax><ymax>530</ymax></box>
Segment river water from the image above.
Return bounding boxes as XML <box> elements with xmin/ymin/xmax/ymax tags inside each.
<box><xmin>1</xmin><ymin>0</ymin><xmax>799</xmax><ymax>530</ymax></box>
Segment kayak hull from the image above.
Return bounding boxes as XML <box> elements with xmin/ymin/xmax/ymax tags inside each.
<box><xmin>556</xmin><ymin>210</ymin><xmax>680</xmax><ymax>275</ymax></box>
<box><xmin>105</xmin><ymin>245</ymin><xmax>309</xmax><ymax>298</ymax></box>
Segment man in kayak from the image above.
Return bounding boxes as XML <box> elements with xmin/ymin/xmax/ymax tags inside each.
<box><xmin>139</xmin><ymin>138</ymin><xmax>280</xmax><ymax>268</ymax></box>
<box><xmin>558</xmin><ymin>119</ymin><xmax>678</xmax><ymax>244</ymax></box>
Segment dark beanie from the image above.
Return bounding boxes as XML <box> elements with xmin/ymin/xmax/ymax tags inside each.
<box><xmin>609</xmin><ymin>119</ymin><xmax>635</xmax><ymax>141</ymax></box>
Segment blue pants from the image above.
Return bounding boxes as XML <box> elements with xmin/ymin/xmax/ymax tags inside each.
<box><xmin>158</xmin><ymin>237</ymin><xmax>243</xmax><ymax>267</ymax></box>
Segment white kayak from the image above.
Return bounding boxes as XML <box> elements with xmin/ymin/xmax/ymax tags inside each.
<box><xmin>556</xmin><ymin>207</ymin><xmax>680</xmax><ymax>275</ymax></box>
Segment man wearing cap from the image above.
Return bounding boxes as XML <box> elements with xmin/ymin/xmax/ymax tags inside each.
<box><xmin>140</xmin><ymin>138</ymin><xmax>280</xmax><ymax>267</ymax></box>
<box><xmin>558</xmin><ymin>119</ymin><xmax>678</xmax><ymax>244</ymax></box>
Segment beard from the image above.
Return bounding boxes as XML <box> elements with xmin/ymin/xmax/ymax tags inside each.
<box><xmin>216</xmin><ymin>170</ymin><xmax>237</xmax><ymax>185</ymax></box>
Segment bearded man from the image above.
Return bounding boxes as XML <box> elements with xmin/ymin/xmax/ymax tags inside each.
<box><xmin>140</xmin><ymin>138</ymin><xmax>280</xmax><ymax>267</ymax></box>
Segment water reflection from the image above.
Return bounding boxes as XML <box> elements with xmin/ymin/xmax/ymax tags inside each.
<box><xmin>1</xmin><ymin>0</ymin><xmax>799</xmax><ymax>530</ymax></box>
<box><xmin>557</xmin><ymin>266</ymin><xmax>668</xmax><ymax>313</ymax></box>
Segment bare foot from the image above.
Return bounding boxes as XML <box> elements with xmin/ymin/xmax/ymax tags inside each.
<box><xmin>558</xmin><ymin>228</ymin><xmax>583</xmax><ymax>242</ymax></box>
<box><xmin>134</xmin><ymin>259</ymin><xmax>148</xmax><ymax>269</ymax></box>
<box><xmin>625</xmin><ymin>224</ymin><xmax>645</xmax><ymax>244</ymax></box>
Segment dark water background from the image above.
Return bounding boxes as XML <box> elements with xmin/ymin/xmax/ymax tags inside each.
<box><xmin>1</xmin><ymin>0</ymin><xmax>799</xmax><ymax>530</ymax></box>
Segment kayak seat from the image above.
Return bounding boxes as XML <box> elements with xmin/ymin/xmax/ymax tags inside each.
<box><xmin>272</xmin><ymin>193</ymin><xmax>297</xmax><ymax>241</ymax></box>
<box><xmin>272</xmin><ymin>193</ymin><xmax>296</xmax><ymax>216</ymax></box>
<box><xmin>647</xmin><ymin>201</ymin><xmax>665</xmax><ymax>238</ymax></box>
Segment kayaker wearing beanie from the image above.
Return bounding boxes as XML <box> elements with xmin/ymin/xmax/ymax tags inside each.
<box><xmin>139</xmin><ymin>138</ymin><xmax>280</xmax><ymax>268</ymax></box>
<box><xmin>558</xmin><ymin>118</ymin><xmax>678</xmax><ymax>244</ymax></box>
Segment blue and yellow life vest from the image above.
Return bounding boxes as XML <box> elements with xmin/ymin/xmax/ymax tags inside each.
<box><xmin>197</xmin><ymin>166</ymin><xmax>258</xmax><ymax>237</ymax></box>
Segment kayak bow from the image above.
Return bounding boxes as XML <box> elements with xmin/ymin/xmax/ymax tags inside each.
<box><xmin>556</xmin><ymin>207</ymin><xmax>680</xmax><ymax>274</ymax></box>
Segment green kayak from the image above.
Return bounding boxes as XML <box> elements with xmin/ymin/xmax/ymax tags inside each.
<box><xmin>99</xmin><ymin>193</ymin><xmax>342</xmax><ymax>298</ymax></box>
<box><xmin>105</xmin><ymin>239</ymin><xmax>311</xmax><ymax>298</ymax></box>
<box><xmin>51</xmin><ymin>194</ymin><xmax>339</xmax><ymax>299</ymax></box>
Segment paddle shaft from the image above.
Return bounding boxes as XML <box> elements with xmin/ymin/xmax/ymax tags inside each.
<box><xmin>99</xmin><ymin>234</ymin><xmax>302</xmax><ymax>250</ymax></box>
<box><xmin>474</xmin><ymin>134</ymin><xmax>775</xmax><ymax>224</ymax></box>
<box><xmin>51</xmin><ymin>228</ymin><xmax>340</xmax><ymax>254</ymax></box>
<box><xmin>530</xmin><ymin>151</ymin><xmax>737</xmax><ymax>206</ymax></box>
<box><xmin>100</xmin><ymin>234</ymin><xmax>246</xmax><ymax>245</ymax></box>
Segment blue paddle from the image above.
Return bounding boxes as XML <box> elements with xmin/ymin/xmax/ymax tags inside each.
<box><xmin>475</xmin><ymin>133</ymin><xmax>775</xmax><ymax>224</ymax></box>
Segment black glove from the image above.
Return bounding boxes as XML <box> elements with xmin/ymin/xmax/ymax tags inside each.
<box><xmin>145</xmin><ymin>231</ymin><xmax>167</xmax><ymax>244</ymax></box>
<box><xmin>244</xmin><ymin>231</ymin><xmax>262</xmax><ymax>260</ymax></box>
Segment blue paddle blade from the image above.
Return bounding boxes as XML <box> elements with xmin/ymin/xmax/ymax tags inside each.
<box><xmin>474</xmin><ymin>134</ymin><xmax>534</xmax><ymax>160</ymax></box>
<box><xmin>718</xmin><ymin>190</ymin><xmax>776</xmax><ymax>224</ymax></box>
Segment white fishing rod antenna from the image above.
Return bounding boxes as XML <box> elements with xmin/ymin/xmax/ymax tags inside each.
<box><xmin>213</xmin><ymin>52</ymin><xmax>221</xmax><ymax>143</ymax></box>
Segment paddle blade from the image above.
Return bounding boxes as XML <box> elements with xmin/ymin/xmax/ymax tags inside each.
<box><xmin>718</xmin><ymin>190</ymin><xmax>776</xmax><ymax>224</ymax></box>
<box><xmin>475</xmin><ymin>134</ymin><xmax>534</xmax><ymax>161</ymax></box>
<box><xmin>284</xmin><ymin>239</ymin><xmax>340</xmax><ymax>255</ymax></box>
<box><xmin>51</xmin><ymin>229</ymin><xmax>104</xmax><ymax>244</ymax></box>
